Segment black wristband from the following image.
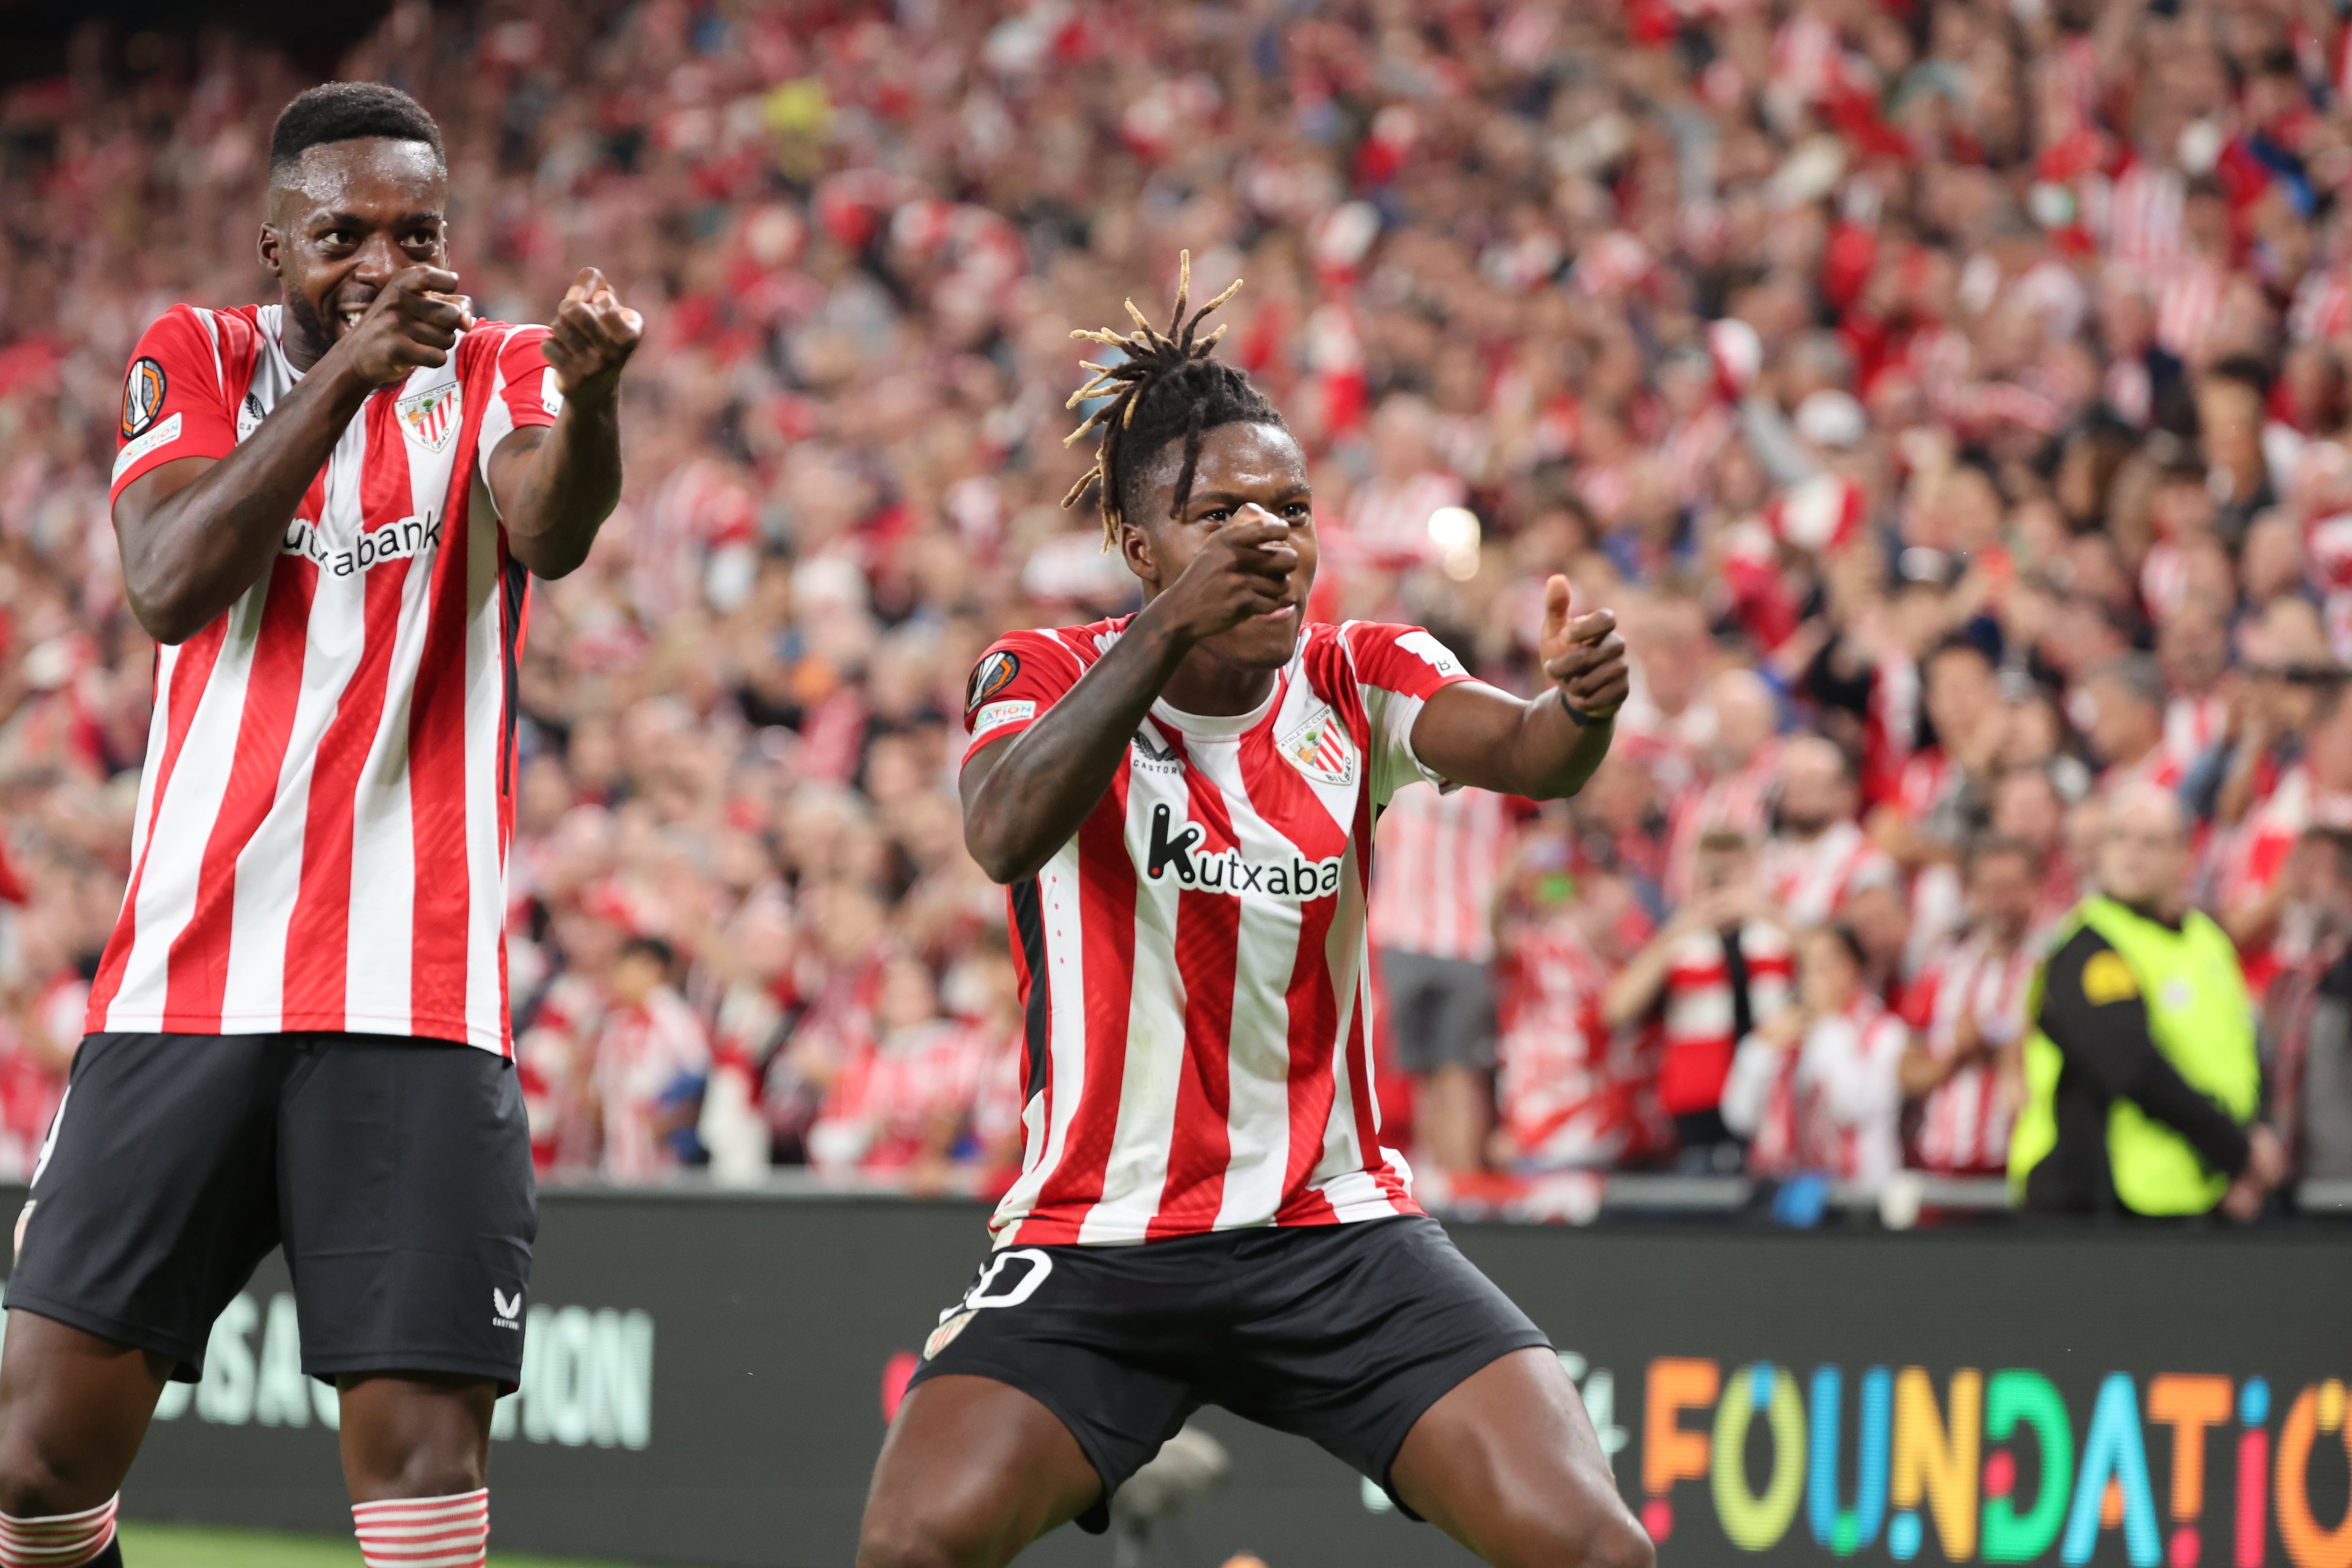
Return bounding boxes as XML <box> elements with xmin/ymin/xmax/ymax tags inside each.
<box><xmin>1558</xmin><ymin>687</ymin><xmax>1589</xmax><ymax>727</ymax></box>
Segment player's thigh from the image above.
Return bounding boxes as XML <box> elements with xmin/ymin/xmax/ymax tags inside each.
<box><xmin>1392</xmin><ymin>1348</ymin><xmax>1653</xmax><ymax>1568</ymax></box>
<box><xmin>859</xmin><ymin>1374</ymin><xmax>1101</xmax><ymax>1568</ymax></box>
<box><xmin>278</xmin><ymin>1035</ymin><xmax>536</xmax><ymax>1391</ymax></box>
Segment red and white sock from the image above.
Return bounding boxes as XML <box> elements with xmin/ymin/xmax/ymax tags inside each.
<box><xmin>0</xmin><ymin>1495</ymin><xmax>119</xmax><ymax>1568</ymax></box>
<box><xmin>351</xmin><ymin>1488</ymin><xmax>490</xmax><ymax>1568</ymax></box>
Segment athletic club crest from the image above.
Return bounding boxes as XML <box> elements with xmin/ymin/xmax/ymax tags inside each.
<box><xmin>1276</xmin><ymin>706</ymin><xmax>1356</xmax><ymax>787</ymax></box>
<box><xmin>396</xmin><ymin>384</ymin><xmax>462</xmax><ymax>455</ymax></box>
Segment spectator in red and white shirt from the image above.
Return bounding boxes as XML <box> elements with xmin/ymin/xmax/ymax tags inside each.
<box><xmin>1990</xmin><ymin>764</ymin><xmax>2083</xmax><ymax>939</ymax></box>
<box><xmin>2217</xmin><ymin>681</ymin><xmax>2352</xmax><ymax>997</ymax></box>
<box><xmin>1494</xmin><ymin>856</ymin><xmax>1654</xmax><ymax>1173</ymax></box>
<box><xmin>810</xmin><ymin>952</ymin><xmax>984</xmax><ymax>1192</ymax></box>
<box><xmin>1900</xmin><ymin>836</ymin><xmax>2043</xmax><ymax>1176</ymax></box>
<box><xmin>1760</xmin><ymin>737</ymin><xmax>1899</xmax><ymax>930</ymax></box>
<box><xmin>592</xmin><ymin>937</ymin><xmax>711</xmax><ymax>1183</ymax></box>
<box><xmin>2081</xmin><ymin>653</ymin><xmax>2184</xmax><ymax>794</ymax></box>
<box><xmin>1723</xmin><ymin>923</ymin><xmax>1907</xmax><ymax>1184</ymax></box>
<box><xmin>1663</xmin><ymin>668</ymin><xmax>1782</xmax><ymax>901</ymax></box>
<box><xmin>2159</xmin><ymin>602</ymin><xmax>2233</xmax><ymax>771</ymax></box>
<box><xmin>1605</xmin><ymin>827</ymin><xmax>1793</xmax><ymax>1173</ymax></box>
<box><xmin>1370</xmin><ymin>780</ymin><xmax>1521</xmax><ymax>1177</ymax></box>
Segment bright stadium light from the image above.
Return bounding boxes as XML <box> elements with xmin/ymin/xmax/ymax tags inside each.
<box><xmin>1428</xmin><ymin>504</ymin><xmax>1482</xmax><ymax>581</ymax></box>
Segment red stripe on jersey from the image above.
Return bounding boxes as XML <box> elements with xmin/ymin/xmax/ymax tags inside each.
<box><xmin>1020</xmin><ymin>769</ymin><xmax>1136</xmax><ymax>1243</ymax></box>
<box><xmin>86</xmin><ymin>621</ymin><xmax>230</xmax><ymax>1021</ymax></box>
<box><xmin>1150</xmin><ymin>881</ymin><xmax>1240</xmax><ymax>1237</ymax></box>
<box><xmin>1230</xmin><ymin>707</ymin><xmax>1350</xmax><ymax>1211</ymax></box>
<box><xmin>161</xmin><ymin>556</ymin><xmax>318</xmax><ymax>1027</ymax></box>
<box><xmin>407</xmin><ymin>471</ymin><xmax>475</xmax><ymax>1037</ymax></box>
<box><xmin>282</xmin><ymin>393</ymin><xmax>413</xmax><ymax>1025</ymax></box>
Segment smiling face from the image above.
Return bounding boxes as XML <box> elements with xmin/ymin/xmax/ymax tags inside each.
<box><xmin>1120</xmin><ymin>420</ymin><xmax>1317</xmax><ymax>670</ymax></box>
<box><xmin>261</xmin><ymin>136</ymin><xmax>450</xmax><ymax>369</ymax></box>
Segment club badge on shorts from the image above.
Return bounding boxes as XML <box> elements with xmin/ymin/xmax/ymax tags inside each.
<box><xmin>1277</xmin><ymin>706</ymin><xmax>1357</xmax><ymax>787</ymax></box>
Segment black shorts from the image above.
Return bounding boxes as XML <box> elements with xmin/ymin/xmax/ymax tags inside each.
<box><xmin>908</xmin><ymin>1214</ymin><xmax>1549</xmax><ymax>1532</ymax></box>
<box><xmin>7</xmin><ymin>1031</ymin><xmax>536</xmax><ymax>1388</ymax></box>
<box><xmin>1380</xmin><ymin>949</ymin><xmax>1498</xmax><ymax>1072</ymax></box>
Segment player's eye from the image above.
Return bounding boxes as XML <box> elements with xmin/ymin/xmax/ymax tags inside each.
<box><xmin>1282</xmin><ymin>502</ymin><xmax>1312</xmax><ymax>521</ymax></box>
<box><xmin>1201</xmin><ymin>507</ymin><xmax>1232</xmax><ymax>523</ymax></box>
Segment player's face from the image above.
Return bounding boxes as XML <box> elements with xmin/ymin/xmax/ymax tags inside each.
<box><xmin>261</xmin><ymin>137</ymin><xmax>450</xmax><ymax>362</ymax></box>
<box><xmin>1133</xmin><ymin>421</ymin><xmax>1316</xmax><ymax>669</ymax></box>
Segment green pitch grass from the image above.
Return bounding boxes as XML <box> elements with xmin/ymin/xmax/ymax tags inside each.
<box><xmin>119</xmin><ymin>1520</ymin><xmax>697</xmax><ymax>1567</ymax></box>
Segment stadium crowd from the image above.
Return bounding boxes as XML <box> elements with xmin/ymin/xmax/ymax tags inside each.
<box><xmin>4</xmin><ymin>0</ymin><xmax>2352</xmax><ymax>1202</ymax></box>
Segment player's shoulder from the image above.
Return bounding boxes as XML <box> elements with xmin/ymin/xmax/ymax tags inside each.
<box><xmin>130</xmin><ymin>302</ymin><xmax>263</xmax><ymax>370</ymax></box>
<box><xmin>1324</xmin><ymin>619</ymin><xmax>1471</xmax><ymax>686</ymax></box>
<box><xmin>973</xmin><ymin>615</ymin><xmax>1130</xmax><ymax>678</ymax></box>
<box><xmin>455</xmin><ymin>319</ymin><xmax>545</xmax><ymax>370</ymax></box>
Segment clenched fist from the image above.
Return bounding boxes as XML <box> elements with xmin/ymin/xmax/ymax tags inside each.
<box><xmin>339</xmin><ymin>265</ymin><xmax>474</xmax><ymax>387</ymax></box>
<box><xmin>1539</xmin><ymin>575</ymin><xmax>1630</xmax><ymax>722</ymax></box>
<box><xmin>542</xmin><ymin>266</ymin><xmax>643</xmax><ymax>403</ymax></box>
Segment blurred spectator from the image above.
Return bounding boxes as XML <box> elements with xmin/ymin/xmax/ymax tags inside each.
<box><xmin>1901</xmin><ymin>836</ymin><xmax>2042</xmax><ymax>1177</ymax></box>
<box><xmin>1759</xmin><ymin>737</ymin><xmax>1897</xmax><ymax>928</ymax></box>
<box><xmin>1604</xmin><ymin>829</ymin><xmax>1792</xmax><ymax>1175</ymax></box>
<box><xmin>1493</xmin><ymin>848</ymin><xmax>1655</xmax><ymax>1173</ymax></box>
<box><xmin>1370</xmin><ymin>783</ymin><xmax>1518</xmax><ymax>1177</ymax></box>
<box><xmin>2260</xmin><ymin>828</ymin><xmax>2352</xmax><ymax>1181</ymax></box>
<box><xmin>592</xmin><ymin>937</ymin><xmax>709</xmax><ymax>1184</ymax></box>
<box><xmin>1722</xmin><ymin>924</ymin><xmax>1907</xmax><ymax>1184</ymax></box>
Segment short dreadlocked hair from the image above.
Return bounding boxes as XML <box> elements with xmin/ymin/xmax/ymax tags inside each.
<box><xmin>1063</xmin><ymin>251</ymin><xmax>1288</xmax><ymax>545</ymax></box>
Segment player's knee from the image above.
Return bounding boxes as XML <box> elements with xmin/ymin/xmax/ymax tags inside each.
<box><xmin>855</xmin><ymin>1509</ymin><xmax>996</xmax><ymax>1568</ymax></box>
<box><xmin>0</xmin><ymin>1433</ymin><xmax>96</xmax><ymax>1518</ymax></box>
<box><xmin>1560</xmin><ymin>1507</ymin><xmax>1656</xmax><ymax>1568</ymax></box>
<box><xmin>1493</xmin><ymin>1496</ymin><xmax>1654</xmax><ymax>1568</ymax></box>
<box><xmin>351</xmin><ymin>1451</ymin><xmax>486</xmax><ymax>1507</ymax></box>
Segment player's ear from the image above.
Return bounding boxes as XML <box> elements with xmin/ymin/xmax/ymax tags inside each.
<box><xmin>259</xmin><ymin>223</ymin><xmax>284</xmax><ymax>280</ymax></box>
<box><xmin>1119</xmin><ymin>519</ymin><xmax>1159</xmax><ymax>588</ymax></box>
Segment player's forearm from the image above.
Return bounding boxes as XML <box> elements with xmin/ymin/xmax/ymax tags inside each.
<box><xmin>115</xmin><ymin>365</ymin><xmax>375</xmax><ymax>644</ymax></box>
<box><xmin>1496</xmin><ymin>694</ymin><xmax>1613</xmax><ymax>800</ymax></box>
<box><xmin>501</xmin><ymin>392</ymin><xmax>623</xmax><ymax>580</ymax></box>
<box><xmin>963</xmin><ymin>609</ymin><xmax>1190</xmax><ymax>883</ymax></box>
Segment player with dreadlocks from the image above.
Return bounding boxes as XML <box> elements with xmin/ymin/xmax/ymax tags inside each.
<box><xmin>854</xmin><ymin>254</ymin><xmax>1645</xmax><ymax>1568</ymax></box>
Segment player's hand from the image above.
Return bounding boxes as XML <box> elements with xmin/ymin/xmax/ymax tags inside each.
<box><xmin>1538</xmin><ymin>576</ymin><xmax>1629</xmax><ymax>722</ymax></box>
<box><xmin>542</xmin><ymin>267</ymin><xmax>643</xmax><ymax>402</ymax></box>
<box><xmin>1146</xmin><ymin>515</ymin><xmax>1300</xmax><ymax>647</ymax></box>
<box><xmin>339</xmin><ymin>265</ymin><xmax>474</xmax><ymax>387</ymax></box>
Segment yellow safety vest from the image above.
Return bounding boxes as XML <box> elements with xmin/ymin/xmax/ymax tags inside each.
<box><xmin>2010</xmin><ymin>896</ymin><xmax>2260</xmax><ymax>1215</ymax></box>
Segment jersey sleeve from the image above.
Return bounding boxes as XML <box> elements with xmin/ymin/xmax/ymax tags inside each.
<box><xmin>110</xmin><ymin>307</ymin><xmax>242</xmax><ymax>502</ymax></box>
<box><xmin>1343</xmin><ymin>621</ymin><xmax>1482</xmax><ymax>807</ymax></box>
<box><xmin>475</xmin><ymin>324</ymin><xmax>565</xmax><ymax>487</ymax></box>
<box><xmin>959</xmin><ymin>629</ymin><xmax>1089</xmax><ymax>765</ymax></box>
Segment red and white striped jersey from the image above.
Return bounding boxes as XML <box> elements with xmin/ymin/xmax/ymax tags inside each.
<box><xmin>1655</xmin><ymin>919</ymin><xmax>1794</xmax><ymax>1116</ymax></box>
<box><xmin>87</xmin><ymin>303</ymin><xmax>561</xmax><ymax>1053</ymax></box>
<box><xmin>1496</xmin><ymin>920</ymin><xmax>1645</xmax><ymax>1169</ymax></box>
<box><xmin>1724</xmin><ymin>994</ymin><xmax>1909</xmax><ymax>1181</ymax></box>
<box><xmin>1368</xmin><ymin>782</ymin><xmax>1519</xmax><ymax>962</ymax></box>
<box><xmin>1907</xmin><ymin>931</ymin><xmax>2037</xmax><ymax>1174</ymax></box>
<box><xmin>1760</xmin><ymin>820</ymin><xmax>1899</xmax><ymax>929</ymax></box>
<box><xmin>966</xmin><ymin>616</ymin><xmax>1477</xmax><ymax>1246</ymax></box>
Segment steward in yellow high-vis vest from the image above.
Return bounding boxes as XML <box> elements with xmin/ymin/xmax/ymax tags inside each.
<box><xmin>2010</xmin><ymin>890</ymin><xmax>2261</xmax><ymax>1214</ymax></box>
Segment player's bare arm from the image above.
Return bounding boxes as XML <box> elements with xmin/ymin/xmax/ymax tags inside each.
<box><xmin>113</xmin><ymin>136</ymin><xmax>466</xmax><ymax>644</ymax></box>
<box><xmin>484</xmin><ymin>266</ymin><xmax>642</xmax><ymax>579</ymax></box>
<box><xmin>962</xmin><ymin>482</ymin><xmax>1308</xmax><ymax>885</ymax></box>
<box><xmin>1410</xmin><ymin>576</ymin><xmax>1629</xmax><ymax>801</ymax></box>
